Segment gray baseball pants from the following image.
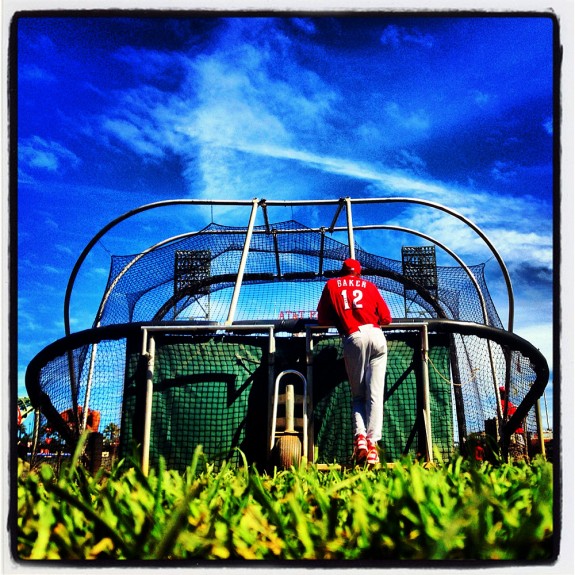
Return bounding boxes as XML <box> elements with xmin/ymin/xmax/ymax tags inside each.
<box><xmin>343</xmin><ymin>325</ymin><xmax>388</xmax><ymax>443</ymax></box>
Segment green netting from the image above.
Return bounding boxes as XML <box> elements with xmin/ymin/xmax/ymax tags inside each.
<box><xmin>120</xmin><ymin>332</ymin><xmax>452</xmax><ymax>470</ymax></box>
<box><xmin>121</xmin><ymin>335</ymin><xmax>269</xmax><ymax>471</ymax></box>
<box><xmin>312</xmin><ymin>333</ymin><xmax>453</xmax><ymax>464</ymax></box>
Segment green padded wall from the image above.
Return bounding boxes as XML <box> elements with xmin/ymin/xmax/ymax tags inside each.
<box><xmin>312</xmin><ymin>332</ymin><xmax>453</xmax><ymax>464</ymax></box>
<box><xmin>121</xmin><ymin>331</ymin><xmax>453</xmax><ymax>470</ymax></box>
<box><xmin>121</xmin><ymin>334</ymin><xmax>270</xmax><ymax>471</ymax></box>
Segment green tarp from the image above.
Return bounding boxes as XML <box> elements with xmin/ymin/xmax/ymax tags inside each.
<box><xmin>121</xmin><ymin>332</ymin><xmax>453</xmax><ymax>471</ymax></box>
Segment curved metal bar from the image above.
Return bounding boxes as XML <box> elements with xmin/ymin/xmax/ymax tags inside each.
<box><xmin>66</xmin><ymin>196</ymin><xmax>514</xmax><ymax>334</ymax></box>
<box><xmin>27</xmin><ymin>317</ymin><xmax>548</xmax><ymax>464</ymax></box>
<box><xmin>62</xmin><ymin>200</ymin><xmax>256</xmax><ymax>419</ymax></box>
<box><xmin>270</xmin><ymin>369</ymin><xmax>308</xmax><ymax>459</ymax></box>
<box><xmin>351</xmin><ymin>198</ymin><xmax>514</xmax><ymax>331</ymax></box>
<box><xmin>356</xmin><ymin>223</ymin><xmax>503</xmax><ymax>426</ymax></box>
<box><xmin>95</xmin><ymin>222</ymin><xmax>484</xmax><ymax>326</ymax></box>
<box><xmin>64</xmin><ymin>199</ymin><xmax>256</xmax><ymax>338</ymax></box>
<box><xmin>93</xmin><ymin>229</ymin><xmax>207</xmax><ymax>328</ymax></box>
<box><xmin>259</xmin><ymin>197</ymin><xmax>514</xmax><ymax>331</ymax></box>
<box><xmin>348</xmin><ymin>224</ymin><xmax>490</xmax><ymax>324</ymax></box>
<box><xmin>29</xmin><ymin>319</ymin><xmax>549</xmax><ymax>399</ymax></box>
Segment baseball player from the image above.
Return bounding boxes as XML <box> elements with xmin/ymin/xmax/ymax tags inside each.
<box><xmin>499</xmin><ymin>386</ymin><xmax>525</xmax><ymax>444</ymax></box>
<box><xmin>317</xmin><ymin>258</ymin><xmax>392</xmax><ymax>464</ymax></box>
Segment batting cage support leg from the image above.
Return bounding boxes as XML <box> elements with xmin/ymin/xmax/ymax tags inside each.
<box><xmin>225</xmin><ymin>198</ymin><xmax>259</xmax><ymax>325</ymax></box>
<box><xmin>305</xmin><ymin>326</ymin><xmax>315</xmax><ymax>464</ymax></box>
<box><xmin>141</xmin><ymin>331</ymin><xmax>155</xmax><ymax>476</ymax></box>
<box><xmin>420</xmin><ymin>323</ymin><xmax>433</xmax><ymax>462</ymax></box>
<box><xmin>82</xmin><ymin>342</ymin><xmax>98</xmax><ymax>434</ymax></box>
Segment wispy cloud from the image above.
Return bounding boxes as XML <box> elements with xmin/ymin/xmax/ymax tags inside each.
<box><xmin>489</xmin><ymin>229</ymin><xmax>553</xmax><ymax>270</ymax></box>
<box><xmin>490</xmin><ymin>160</ymin><xmax>519</xmax><ymax>182</ymax></box>
<box><xmin>89</xmin><ymin>46</ymin><xmax>552</xmax><ymax>263</ymax></box>
<box><xmin>80</xmin><ymin>34</ymin><xmax>552</xmax><ymax>297</ymax></box>
<box><xmin>380</xmin><ymin>25</ymin><xmax>435</xmax><ymax>49</ymax></box>
<box><xmin>384</xmin><ymin>102</ymin><xmax>430</xmax><ymax>132</ymax></box>
<box><xmin>471</xmin><ymin>89</ymin><xmax>497</xmax><ymax>109</ymax></box>
<box><xmin>19</xmin><ymin>136</ymin><xmax>80</xmax><ymax>173</ymax></box>
<box><xmin>291</xmin><ymin>18</ymin><xmax>317</xmax><ymax>35</ymax></box>
<box><xmin>102</xmin><ymin>117</ymin><xmax>166</xmax><ymax>159</ymax></box>
<box><xmin>55</xmin><ymin>244</ymin><xmax>75</xmax><ymax>256</ymax></box>
<box><xmin>19</xmin><ymin>63</ymin><xmax>56</xmax><ymax>83</ymax></box>
<box><xmin>225</xmin><ymin>142</ymin><xmax>446</xmax><ymax>195</ymax></box>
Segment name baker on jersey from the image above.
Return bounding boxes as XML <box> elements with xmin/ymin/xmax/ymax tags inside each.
<box><xmin>336</xmin><ymin>278</ymin><xmax>367</xmax><ymax>288</ymax></box>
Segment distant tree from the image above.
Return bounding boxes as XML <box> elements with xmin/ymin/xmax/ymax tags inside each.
<box><xmin>103</xmin><ymin>423</ymin><xmax>120</xmax><ymax>458</ymax></box>
<box><xmin>103</xmin><ymin>422</ymin><xmax>120</xmax><ymax>444</ymax></box>
<box><xmin>17</xmin><ymin>396</ymin><xmax>34</xmax><ymax>425</ymax></box>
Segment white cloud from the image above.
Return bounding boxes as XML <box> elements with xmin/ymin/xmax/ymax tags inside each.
<box><xmin>20</xmin><ymin>64</ymin><xmax>56</xmax><ymax>83</ymax></box>
<box><xmin>291</xmin><ymin>18</ymin><xmax>317</xmax><ymax>35</ymax></box>
<box><xmin>114</xmin><ymin>46</ymin><xmax>185</xmax><ymax>80</ymax></box>
<box><xmin>89</xmin><ymin>21</ymin><xmax>341</xmax><ymax>192</ymax></box>
<box><xmin>490</xmin><ymin>160</ymin><xmax>518</xmax><ymax>182</ymax></box>
<box><xmin>75</xmin><ymin>17</ymin><xmax>552</xmax><ymax>283</ymax></box>
<box><xmin>472</xmin><ymin>89</ymin><xmax>496</xmax><ymax>109</ymax></box>
<box><xmin>43</xmin><ymin>216</ymin><xmax>59</xmax><ymax>230</ymax></box>
<box><xmin>19</xmin><ymin>136</ymin><xmax>80</xmax><ymax>173</ymax></box>
<box><xmin>380</xmin><ymin>25</ymin><xmax>435</xmax><ymax>49</ymax></box>
<box><xmin>394</xmin><ymin>149</ymin><xmax>428</xmax><ymax>172</ymax></box>
<box><xmin>55</xmin><ymin>244</ymin><xmax>74</xmax><ymax>256</ymax></box>
<box><xmin>384</xmin><ymin>102</ymin><xmax>430</xmax><ymax>132</ymax></box>
<box><xmin>42</xmin><ymin>264</ymin><xmax>64</xmax><ymax>275</ymax></box>
<box><xmin>488</xmin><ymin>229</ymin><xmax>553</xmax><ymax>270</ymax></box>
<box><xmin>514</xmin><ymin>322</ymin><xmax>553</xmax><ymax>369</ymax></box>
<box><xmin>102</xmin><ymin>117</ymin><xmax>166</xmax><ymax>159</ymax></box>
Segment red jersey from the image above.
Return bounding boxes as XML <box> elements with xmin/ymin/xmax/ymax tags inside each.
<box><xmin>317</xmin><ymin>274</ymin><xmax>392</xmax><ymax>336</ymax></box>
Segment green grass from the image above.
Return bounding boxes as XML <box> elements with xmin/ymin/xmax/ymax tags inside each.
<box><xmin>16</xmin><ymin>441</ymin><xmax>554</xmax><ymax>561</ymax></box>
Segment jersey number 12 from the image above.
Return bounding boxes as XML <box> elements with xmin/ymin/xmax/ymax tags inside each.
<box><xmin>341</xmin><ymin>289</ymin><xmax>363</xmax><ymax>310</ymax></box>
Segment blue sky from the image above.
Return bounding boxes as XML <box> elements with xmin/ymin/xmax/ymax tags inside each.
<box><xmin>14</xmin><ymin>13</ymin><xmax>557</xmax><ymax>427</ymax></box>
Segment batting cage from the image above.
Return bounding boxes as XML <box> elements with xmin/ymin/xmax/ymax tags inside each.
<box><xmin>25</xmin><ymin>198</ymin><xmax>550</xmax><ymax>472</ymax></box>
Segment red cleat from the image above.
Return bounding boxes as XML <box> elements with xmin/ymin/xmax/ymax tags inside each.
<box><xmin>353</xmin><ymin>434</ymin><xmax>368</xmax><ymax>463</ymax></box>
<box><xmin>366</xmin><ymin>440</ymin><xmax>380</xmax><ymax>465</ymax></box>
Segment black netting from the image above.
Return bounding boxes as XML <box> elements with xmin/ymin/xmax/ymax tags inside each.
<box><xmin>312</xmin><ymin>333</ymin><xmax>453</xmax><ymax>464</ymax></box>
<box><xmin>96</xmin><ymin>221</ymin><xmax>502</xmax><ymax>328</ymax></box>
<box><xmin>27</xmin><ymin>324</ymin><xmax>545</xmax><ymax>469</ymax></box>
<box><xmin>121</xmin><ymin>335</ymin><xmax>269</xmax><ymax>471</ymax></box>
<box><xmin>25</xmin><ymin>217</ymin><xmax>548</xmax><ymax>469</ymax></box>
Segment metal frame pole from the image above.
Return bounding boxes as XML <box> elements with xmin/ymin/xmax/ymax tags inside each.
<box><xmin>344</xmin><ymin>197</ymin><xmax>355</xmax><ymax>259</ymax></box>
<box><xmin>267</xmin><ymin>326</ymin><xmax>276</xmax><ymax>460</ymax></box>
<box><xmin>305</xmin><ymin>327</ymin><xmax>315</xmax><ymax>463</ymax></box>
<box><xmin>535</xmin><ymin>399</ymin><xmax>547</xmax><ymax>458</ymax></box>
<box><xmin>81</xmin><ymin>342</ymin><xmax>98</xmax><ymax>433</ymax></box>
<box><xmin>31</xmin><ymin>409</ymin><xmax>41</xmax><ymax>467</ymax></box>
<box><xmin>226</xmin><ymin>198</ymin><xmax>259</xmax><ymax>325</ymax></box>
<box><xmin>142</xmin><ymin>334</ymin><xmax>155</xmax><ymax>476</ymax></box>
<box><xmin>309</xmin><ymin>322</ymin><xmax>437</xmax><ymax>463</ymax></box>
<box><xmin>139</xmin><ymin>323</ymin><xmax>276</xmax><ymax>466</ymax></box>
<box><xmin>420</xmin><ymin>323</ymin><xmax>433</xmax><ymax>462</ymax></box>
